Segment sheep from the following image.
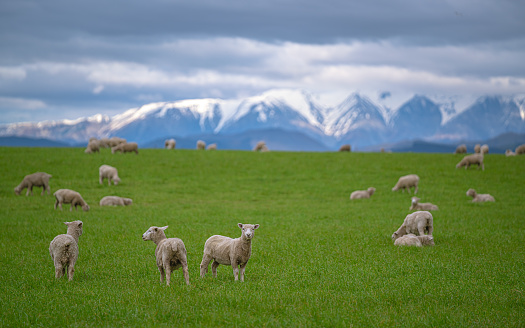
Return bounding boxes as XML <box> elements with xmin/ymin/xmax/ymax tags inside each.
<box><xmin>108</xmin><ymin>137</ymin><xmax>126</xmax><ymax>148</ymax></box>
<box><xmin>165</xmin><ymin>139</ymin><xmax>176</xmax><ymax>149</ymax></box>
<box><xmin>49</xmin><ymin>221</ymin><xmax>83</xmax><ymax>280</ymax></box>
<box><xmin>474</xmin><ymin>144</ymin><xmax>481</xmax><ymax>153</ymax></box>
<box><xmin>417</xmin><ymin>235</ymin><xmax>435</xmax><ymax>246</ymax></box>
<box><xmin>197</xmin><ymin>140</ymin><xmax>206</xmax><ymax>150</ymax></box>
<box><xmin>253</xmin><ymin>141</ymin><xmax>266</xmax><ymax>152</ymax></box>
<box><xmin>14</xmin><ymin>172</ymin><xmax>52</xmax><ymax>196</ymax></box>
<box><xmin>99</xmin><ymin>164</ymin><xmax>121</xmax><ymax>185</ymax></box>
<box><xmin>200</xmin><ymin>223</ymin><xmax>260</xmax><ymax>282</ymax></box>
<box><xmin>142</xmin><ymin>226</ymin><xmax>190</xmax><ymax>286</ymax></box>
<box><xmin>409</xmin><ymin>197</ymin><xmax>439</xmax><ymax>211</ymax></box>
<box><xmin>98</xmin><ymin>138</ymin><xmax>110</xmax><ymax>148</ymax></box>
<box><xmin>207</xmin><ymin>143</ymin><xmax>217</xmax><ymax>150</ymax></box>
<box><xmin>394</xmin><ymin>234</ymin><xmax>435</xmax><ymax>247</ymax></box>
<box><xmin>84</xmin><ymin>140</ymin><xmax>100</xmax><ymax>154</ymax></box>
<box><xmin>391</xmin><ymin>211</ymin><xmax>433</xmax><ymax>241</ymax></box>
<box><xmin>505</xmin><ymin>149</ymin><xmax>516</xmax><ymax>156</ymax></box>
<box><xmin>339</xmin><ymin>144</ymin><xmax>351</xmax><ymax>152</ymax></box>
<box><xmin>54</xmin><ymin>189</ymin><xmax>90</xmax><ymax>212</ymax></box>
<box><xmin>455</xmin><ymin>153</ymin><xmax>484</xmax><ymax>170</ymax></box>
<box><xmin>480</xmin><ymin>144</ymin><xmax>489</xmax><ymax>154</ymax></box>
<box><xmin>350</xmin><ymin>187</ymin><xmax>375</xmax><ymax>200</ymax></box>
<box><xmin>391</xmin><ymin>174</ymin><xmax>419</xmax><ymax>194</ymax></box>
<box><xmin>516</xmin><ymin>144</ymin><xmax>525</xmax><ymax>155</ymax></box>
<box><xmin>466</xmin><ymin>188</ymin><xmax>495</xmax><ymax>202</ymax></box>
<box><xmin>99</xmin><ymin>196</ymin><xmax>133</xmax><ymax>206</ymax></box>
<box><xmin>112</xmin><ymin>142</ymin><xmax>138</xmax><ymax>154</ymax></box>
<box><xmin>455</xmin><ymin>144</ymin><xmax>467</xmax><ymax>154</ymax></box>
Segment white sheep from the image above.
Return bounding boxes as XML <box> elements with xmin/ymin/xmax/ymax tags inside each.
<box><xmin>253</xmin><ymin>141</ymin><xmax>266</xmax><ymax>152</ymax></box>
<box><xmin>516</xmin><ymin>144</ymin><xmax>525</xmax><ymax>155</ymax></box>
<box><xmin>480</xmin><ymin>144</ymin><xmax>489</xmax><ymax>154</ymax></box>
<box><xmin>391</xmin><ymin>211</ymin><xmax>433</xmax><ymax>241</ymax></box>
<box><xmin>466</xmin><ymin>188</ymin><xmax>495</xmax><ymax>202</ymax></box>
<box><xmin>409</xmin><ymin>197</ymin><xmax>439</xmax><ymax>211</ymax></box>
<box><xmin>207</xmin><ymin>143</ymin><xmax>217</xmax><ymax>150</ymax></box>
<box><xmin>339</xmin><ymin>144</ymin><xmax>351</xmax><ymax>152</ymax></box>
<box><xmin>108</xmin><ymin>137</ymin><xmax>127</xmax><ymax>148</ymax></box>
<box><xmin>456</xmin><ymin>153</ymin><xmax>484</xmax><ymax>170</ymax></box>
<box><xmin>84</xmin><ymin>140</ymin><xmax>100</xmax><ymax>154</ymax></box>
<box><xmin>200</xmin><ymin>223</ymin><xmax>260</xmax><ymax>282</ymax></box>
<box><xmin>49</xmin><ymin>221</ymin><xmax>83</xmax><ymax>280</ymax></box>
<box><xmin>142</xmin><ymin>226</ymin><xmax>190</xmax><ymax>286</ymax></box>
<box><xmin>505</xmin><ymin>149</ymin><xmax>516</xmax><ymax>156</ymax></box>
<box><xmin>474</xmin><ymin>144</ymin><xmax>481</xmax><ymax>153</ymax></box>
<box><xmin>197</xmin><ymin>140</ymin><xmax>206</xmax><ymax>150</ymax></box>
<box><xmin>54</xmin><ymin>189</ymin><xmax>90</xmax><ymax>212</ymax></box>
<box><xmin>14</xmin><ymin>172</ymin><xmax>52</xmax><ymax>196</ymax></box>
<box><xmin>350</xmin><ymin>187</ymin><xmax>375</xmax><ymax>200</ymax></box>
<box><xmin>165</xmin><ymin>139</ymin><xmax>176</xmax><ymax>149</ymax></box>
<box><xmin>391</xmin><ymin>174</ymin><xmax>420</xmax><ymax>194</ymax></box>
<box><xmin>111</xmin><ymin>142</ymin><xmax>138</xmax><ymax>154</ymax></box>
<box><xmin>99</xmin><ymin>196</ymin><xmax>133</xmax><ymax>206</ymax></box>
<box><xmin>454</xmin><ymin>144</ymin><xmax>467</xmax><ymax>154</ymax></box>
<box><xmin>99</xmin><ymin>164</ymin><xmax>121</xmax><ymax>185</ymax></box>
<box><xmin>394</xmin><ymin>234</ymin><xmax>435</xmax><ymax>246</ymax></box>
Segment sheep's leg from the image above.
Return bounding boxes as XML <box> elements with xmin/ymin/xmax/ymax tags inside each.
<box><xmin>181</xmin><ymin>259</ymin><xmax>190</xmax><ymax>285</ymax></box>
<box><xmin>427</xmin><ymin>223</ymin><xmax>433</xmax><ymax>235</ymax></box>
<box><xmin>414</xmin><ymin>184</ymin><xmax>418</xmax><ymax>194</ymax></box>
<box><xmin>200</xmin><ymin>254</ymin><xmax>212</xmax><ymax>278</ymax></box>
<box><xmin>481</xmin><ymin>163</ymin><xmax>485</xmax><ymax>171</ymax></box>
<box><xmin>108</xmin><ymin>178</ymin><xmax>111</xmax><ymax>186</ymax></box>
<box><xmin>417</xmin><ymin>221</ymin><xmax>426</xmax><ymax>236</ymax></box>
<box><xmin>164</xmin><ymin>261</ymin><xmax>172</xmax><ymax>286</ymax></box>
<box><xmin>54</xmin><ymin>199</ymin><xmax>59</xmax><ymax>210</ymax></box>
<box><xmin>26</xmin><ymin>184</ymin><xmax>33</xmax><ymax>196</ymax></box>
<box><xmin>239</xmin><ymin>263</ymin><xmax>247</xmax><ymax>282</ymax></box>
<box><xmin>41</xmin><ymin>186</ymin><xmax>45</xmax><ymax>196</ymax></box>
<box><xmin>211</xmin><ymin>261</ymin><xmax>219</xmax><ymax>278</ymax></box>
<box><xmin>232</xmin><ymin>262</ymin><xmax>240</xmax><ymax>281</ymax></box>
<box><xmin>46</xmin><ymin>184</ymin><xmax>51</xmax><ymax>195</ymax></box>
<box><xmin>158</xmin><ymin>266</ymin><xmax>165</xmax><ymax>284</ymax></box>
<box><xmin>54</xmin><ymin>262</ymin><xmax>63</xmax><ymax>279</ymax></box>
<box><xmin>67</xmin><ymin>263</ymin><xmax>75</xmax><ymax>281</ymax></box>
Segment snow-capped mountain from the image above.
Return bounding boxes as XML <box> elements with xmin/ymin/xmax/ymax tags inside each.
<box><xmin>1</xmin><ymin>89</ymin><xmax>525</xmax><ymax>150</ymax></box>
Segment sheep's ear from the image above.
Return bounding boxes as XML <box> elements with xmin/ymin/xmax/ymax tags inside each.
<box><xmin>254</xmin><ymin>224</ymin><xmax>259</xmax><ymax>229</ymax></box>
<box><xmin>238</xmin><ymin>223</ymin><xmax>243</xmax><ymax>229</ymax></box>
<box><xmin>77</xmin><ymin>222</ymin><xmax>83</xmax><ymax>228</ymax></box>
<box><xmin>160</xmin><ymin>226</ymin><xmax>168</xmax><ymax>231</ymax></box>
<box><xmin>64</xmin><ymin>221</ymin><xmax>71</xmax><ymax>226</ymax></box>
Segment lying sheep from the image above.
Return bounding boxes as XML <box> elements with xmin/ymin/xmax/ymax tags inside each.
<box><xmin>394</xmin><ymin>234</ymin><xmax>435</xmax><ymax>246</ymax></box>
<box><xmin>454</xmin><ymin>144</ymin><xmax>467</xmax><ymax>154</ymax></box>
<box><xmin>165</xmin><ymin>139</ymin><xmax>176</xmax><ymax>149</ymax></box>
<box><xmin>99</xmin><ymin>196</ymin><xmax>133</xmax><ymax>206</ymax></box>
<box><xmin>49</xmin><ymin>221</ymin><xmax>83</xmax><ymax>280</ymax></box>
<box><xmin>112</xmin><ymin>142</ymin><xmax>138</xmax><ymax>154</ymax></box>
<box><xmin>409</xmin><ymin>197</ymin><xmax>439</xmax><ymax>211</ymax></box>
<box><xmin>99</xmin><ymin>164</ymin><xmax>121</xmax><ymax>185</ymax></box>
<box><xmin>350</xmin><ymin>187</ymin><xmax>375</xmax><ymax>200</ymax></box>
<box><xmin>54</xmin><ymin>189</ymin><xmax>90</xmax><ymax>212</ymax></box>
<box><xmin>466</xmin><ymin>188</ymin><xmax>495</xmax><ymax>202</ymax></box>
<box><xmin>200</xmin><ymin>223</ymin><xmax>260</xmax><ymax>282</ymax></box>
<box><xmin>142</xmin><ymin>226</ymin><xmax>190</xmax><ymax>286</ymax></box>
<box><xmin>207</xmin><ymin>143</ymin><xmax>217</xmax><ymax>150</ymax></box>
<box><xmin>84</xmin><ymin>140</ymin><xmax>100</xmax><ymax>154</ymax></box>
<box><xmin>197</xmin><ymin>140</ymin><xmax>206</xmax><ymax>150</ymax></box>
<box><xmin>505</xmin><ymin>149</ymin><xmax>516</xmax><ymax>156</ymax></box>
<box><xmin>456</xmin><ymin>153</ymin><xmax>484</xmax><ymax>170</ymax></box>
<box><xmin>392</xmin><ymin>211</ymin><xmax>433</xmax><ymax>241</ymax></box>
<box><xmin>14</xmin><ymin>172</ymin><xmax>52</xmax><ymax>196</ymax></box>
<box><xmin>339</xmin><ymin>144</ymin><xmax>351</xmax><ymax>152</ymax></box>
<box><xmin>516</xmin><ymin>144</ymin><xmax>525</xmax><ymax>155</ymax></box>
<box><xmin>474</xmin><ymin>144</ymin><xmax>481</xmax><ymax>153</ymax></box>
<box><xmin>392</xmin><ymin>174</ymin><xmax>419</xmax><ymax>194</ymax></box>
<box><xmin>481</xmin><ymin>144</ymin><xmax>489</xmax><ymax>154</ymax></box>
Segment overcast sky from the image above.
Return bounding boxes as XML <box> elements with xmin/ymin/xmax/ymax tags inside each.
<box><xmin>1</xmin><ymin>0</ymin><xmax>524</xmax><ymax>124</ymax></box>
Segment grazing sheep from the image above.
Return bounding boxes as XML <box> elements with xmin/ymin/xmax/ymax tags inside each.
<box><xmin>391</xmin><ymin>174</ymin><xmax>420</xmax><ymax>194</ymax></box>
<box><xmin>339</xmin><ymin>144</ymin><xmax>351</xmax><ymax>152</ymax></box>
<box><xmin>480</xmin><ymin>144</ymin><xmax>489</xmax><ymax>154</ymax></box>
<box><xmin>200</xmin><ymin>223</ymin><xmax>260</xmax><ymax>282</ymax></box>
<box><xmin>350</xmin><ymin>187</ymin><xmax>375</xmax><ymax>200</ymax></box>
<box><xmin>98</xmin><ymin>138</ymin><xmax>110</xmax><ymax>148</ymax></box>
<box><xmin>112</xmin><ymin>142</ymin><xmax>139</xmax><ymax>154</ymax></box>
<box><xmin>455</xmin><ymin>153</ymin><xmax>484</xmax><ymax>170</ymax></box>
<box><xmin>253</xmin><ymin>141</ymin><xmax>266</xmax><ymax>152</ymax></box>
<box><xmin>14</xmin><ymin>172</ymin><xmax>52</xmax><ymax>196</ymax></box>
<box><xmin>516</xmin><ymin>144</ymin><xmax>525</xmax><ymax>155</ymax></box>
<box><xmin>54</xmin><ymin>189</ymin><xmax>90</xmax><ymax>212</ymax></box>
<box><xmin>207</xmin><ymin>143</ymin><xmax>217</xmax><ymax>150</ymax></box>
<box><xmin>165</xmin><ymin>139</ymin><xmax>176</xmax><ymax>149</ymax></box>
<box><xmin>391</xmin><ymin>211</ymin><xmax>433</xmax><ymax>241</ymax></box>
<box><xmin>505</xmin><ymin>149</ymin><xmax>516</xmax><ymax>156</ymax></box>
<box><xmin>99</xmin><ymin>196</ymin><xmax>133</xmax><ymax>206</ymax></box>
<box><xmin>394</xmin><ymin>234</ymin><xmax>434</xmax><ymax>246</ymax></box>
<box><xmin>409</xmin><ymin>197</ymin><xmax>439</xmax><ymax>211</ymax></box>
<box><xmin>474</xmin><ymin>144</ymin><xmax>481</xmax><ymax>153</ymax></box>
<box><xmin>49</xmin><ymin>221</ymin><xmax>83</xmax><ymax>280</ymax></box>
<box><xmin>197</xmin><ymin>140</ymin><xmax>206</xmax><ymax>150</ymax></box>
<box><xmin>455</xmin><ymin>144</ymin><xmax>467</xmax><ymax>154</ymax></box>
<box><xmin>466</xmin><ymin>188</ymin><xmax>495</xmax><ymax>202</ymax></box>
<box><xmin>99</xmin><ymin>164</ymin><xmax>121</xmax><ymax>185</ymax></box>
<box><xmin>84</xmin><ymin>140</ymin><xmax>100</xmax><ymax>154</ymax></box>
<box><xmin>108</xmin><ymin>137</ymin><xmax>127</xmax><ymax>148</ymax></box>
<box><xmin>142</xmin><ymin>226</ymin><xmax>190</xmax><ymax>286</ymax></box>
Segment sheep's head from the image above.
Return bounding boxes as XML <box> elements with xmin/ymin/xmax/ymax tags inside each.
<box><xmin>123</xmin><ymin>198</ymin><xmax>133</xmax><ymax>205</ymax></box>
<box><xmin>142</xmin><ymin>226</ymin><xmax>168</xmax><ymax>242</ymax></box>
<box><xmin>82</xmin><ymin>204</ymin><xmax>90</xmax><ymax>212</ymax></box>
<box><xmin>14</xmin><ymin>186</ymin><xmax>21</xmax><ymax>195</ymax></box>
<box><xmin>368</xmin><ymin>187</ymin><xmax>376</xmax><ymax>196</ymax></box>
<box><xmin>466</xmin><ymin>189</ymin><xmax>476</xmax><ymax>198</ymax></box>
<box><xmin>418</xmin><ymin>235</ymin><xmax>435</xmax><ymax>246</ymax></box>
<box><xmin>65</xmin><ymin>221</ymin><xmax>83</xmax><ymax>236</ymax></box>
<box><xmin>113</xmin><ymin>177</ymin><xmax>121</xmax><ymax>185</ymax></box>
<box><xmin>238</xmin><ymin>223</ymin><xmax>259</xmax><ymax>240</ymax></box>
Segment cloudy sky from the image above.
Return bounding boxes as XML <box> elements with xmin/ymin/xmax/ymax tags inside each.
<box><xmin>1</xmin><ymin>0</ymin><xmax>524</xmax><ymax>124</ymax></box>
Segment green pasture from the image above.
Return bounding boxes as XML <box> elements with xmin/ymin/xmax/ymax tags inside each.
<box><xmin>0</xmin><ymin>147</ymin><xmax>523</xmax><ymax>327</ymax></box>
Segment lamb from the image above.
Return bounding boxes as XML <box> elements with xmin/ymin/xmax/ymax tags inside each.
<box><xmin>391</xmin><ymin>211</ymin><xmax>433</xmax><ymax>241</ymax></box>
<box><xmin>207</xmin><ymin>143</ymin><xmax>217</xmax><ymax>150</ymax></box>
<box><xmin>474</xmin><ymin>144</ymin><xmax>481</xmax><ymax>153</ymax></box>
<box><xmin>54</xmin><ymin>189</ymin><xmax>90</xmax><ymax>212</ymax></box>
<box><xmin>350</xmin><ymin>187</ymin><xmax>375</xmax><ymax>200</ymax></box>
<box><xmin>409</xmin><ymin>197</ymin><xmax>439</xmax><ymax>211</ymax></box>
<box><xmin>142</xmin><ymin>226</ymin><xmax>190</xmax><ymax>286</ymax></box>
<box><xmin>391</xmin><ymin>174</ymin><xmax>419</xmax><ymax>194</ymax></box>
<box><xmin>49</xmin><ymin>221</ymin><xmax>83</xmax><ymax>280</ymax></box>
<box><xmin>466</xmin><ymin>188</ymin><xmax>495</xmax><ymax>202</ymax></box>
<box><xmin>516</xmin><ymin>144</ymin><xmax>525</xmax><ymax>155</ymax></box>
<box><xmin>14</xmin><ymin>172</ymin><xmax>52</xmax><ymax>196</ymax></box>
<box><xmin>165</xmin><ymin>139</ymin><xmax>176</xmax><ymax>149</ymax></box>
<box><xmin>197</xmin><ymin>140</ymin><xmax>206</xmax><ymax>150</ymax></box>
<box><xmin>417</xmin><ymin>235</ymin><xmax>435</xmax><ymax>246</ymax></box>
<box><xmin>253</xmin><ymin>141</ymin><xmax>266</xmax><ymax>152</ymax></box>
<box><xmin>394</xmin><ymin>234</ymin><xmax>435</xmax><ymax>246</ymax></box>
<box><xmin>455</xmin><ymin>153</ymin><xmax>484</xmax><ymax>170</ymax></box>
<box><xmin>112</xmin><ymin>142</ymin><xmax>138</xmax><ymax>154</ymax></box>
<box><xmin>454</xmin><ymin>144</ymin><xmax>467</xmax><ymax>154</ymax></box>
<box><xmin>200</xmin><ymin>223</ymin><xmax>260</xmax><ymax>282</ymax></box>
<box><xmin>339</xmin><ymin>144</ymin><xmax>351</xmax><ymax>152</ymax></box>
<box><xmin>99</xmin><ymin>196</ymin><xmax>133</xmax><ymax>206</ymax></box>
<box><xmin>480</xmin><ymin>144</ymin><xmax>489</xmax><ymax>154</ymax></box>
<box><xmin>84</xmin><ymin>140</ymin><xmax>100</xmax><ymax>154</ymax></box>
<box><xmin>99</xmin><ymin>164</ymin><xmax>121</xmax><ymax>185</ymax></box>
<box><xmin>505</xmin><ymin>149</ymin><xmax>516</xmax><ymax>156</ymax></box>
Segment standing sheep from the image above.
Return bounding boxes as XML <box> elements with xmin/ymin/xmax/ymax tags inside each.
<box><xmin>253</xmin><ymin>141</ymin><xmax>266</xmax><ymax>152</ymax></box>
<box><xmin>454</xmin><ymin>144</ymin><xmax>467</xmax><ymax>154</ymax></box>
<box><xmin>456</xmin><ymin>153</ymin><xmax>484</xmax><ymax>170</ymax></box>
<box><xmin>49</xmin><ymin>221</ymin><xmax>83</xmax><ymax>280</ymax></box>
<box><xmin>339</xmin><ymin>144</ymin><xmax>351</xmax><ymax>152</ymax></box>
<box><xmin>391</xmin><ymin>174</ymin><xmax>420</xmax><ymax>194</ymax></box>
<box><xmin>99</xmin><ymin>164</ymin><xmax>121</xmax><ymax>185</ymax></box>
<box><xmin>197</xmin><ymin>140</ymin><xmax>206</xmax><ymax>150</ymax></box>
<box><xmin>391</xmin><ymin>211</ymin><xmax>433</xmax><ymax>241</ymax></box>
<box><xmin>480</xmin><ymin>144</ymin><xmax>489</xmax><ymax>154</ymax></box>
<box><xmin>99</xmin><ymin>196</ymin><xmax>133</xmax><ymax>206</ymax></box>
<box><xmin>84</xmin><ymin>140</ymin><xmax>100</xmax><ymax>154</ymax></box>
<box><xmin>112</xmin><ymin>142</ymin><xmax>138</xmax><ymax>154</ymax></box>
<box><xmin>409</xmin><ymin>197</ymin><xmax>439</xmax><ymax>211</ymax></box>
<box><xmin>54</xmin><ymin>189</ymin><xmax>90</xmax><ymax>212</ymax></box>
<box><xmin>200</xmin><ymin>223</ymin><xmax>260</xmax><ymax>282</ymax></box>
<box><xmin>515</xmin><ymin>144</ymin><xmax>525</xmax><ymax>155</ymax></box>
<box><xmin>142</xmin><ymin>226</ymin><xmax>190</xmax><ymax>286</ymax></box>
<box><xmin>466</xmin><ymin>189</ymin><xmax>495</xmax><ymax>202</ymax></box>
<box><xmin>14</xmin><ymin>172</ymin><xmax>52</xmax><ymax>196</ymax></box>
<box><xmin>474</xmin><ymin>144</ymin><xmax>481</xmax><ymax>153</ymax></box>
<box><xmin>207</xmin><ymin>143</ymin><xmax>217</xmax><ymax>150</ymax></box>
<box><xmin>350</xmin><ymin>187</ymin><xmax>375</xmax><ymax>200</ymax></box>
<box><xmin>165</xmin><ymin>139</ymin><xmax>176</xmax><ymax>149</ymax></box>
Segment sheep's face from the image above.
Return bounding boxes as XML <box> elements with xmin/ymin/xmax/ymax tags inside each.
<box><xmin>466</xmin><ymin>189</ymin><xmax>476</xmax><ymax>197</ymax></box>
<box><xmin>238</xmin><ymin>223</ymin><xmax>259</xmax><ymax>240</ymax></box>
<box><xmin>123</xmin><ymin>198</ymin><xmax>133</xmax><ymax>205</ymax></box>
<box><xmin>411</xmin><ymin>197</ymin><xmax>419</xmax><ymax>205</ymax></box>
<box><xmin>142</xmin><ymin>226</ymin><xmax>168</xmax><ymax>241</ymax></box>
<box><xmin>113</xmin><ymin>177</ymin><xmax>121</xmax><ymax>185</ymax></box>
<box><xmin>82</xmin><ymin>204</ymin><xmax>90</xmax><ymax>212</ymax></box>
<box><xmin>14</xmin><ymin>186</ymin><xmax>21</xmax><ymax>195</ymax></box>
<box><xmin>419</xmin><ymin>235</ymin><xmax>435</xmax><ymax>246</ymax></box>
<box><xmin>368</xmin><ymin>188</ymin><xmax>376</xmax><ymax>196</ymax></box>
<box><xmin>391</xmin><ymin>232</ymin><xmax>398</xmax><ymax>241</ymax></box>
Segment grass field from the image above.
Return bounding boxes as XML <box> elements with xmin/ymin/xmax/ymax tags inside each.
<box><xmin>0</xmin><ymin>147</ymin><xmax>524</xmax><ymax>327</ymax></box>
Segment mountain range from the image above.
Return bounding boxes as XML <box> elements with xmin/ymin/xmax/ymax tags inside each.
<box><xmin>1</xmin><ymin>89</ymin><xmax>524</xmax><ymax>151</ymax></box>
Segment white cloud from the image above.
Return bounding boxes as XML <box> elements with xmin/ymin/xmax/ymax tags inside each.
<box><xmin>0</xmin><ymin>96</ymin><xmax>46</xmax><ymax>110</ymax></box>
